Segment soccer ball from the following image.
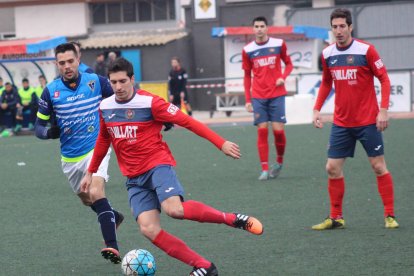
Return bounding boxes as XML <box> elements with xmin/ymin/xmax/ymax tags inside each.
<box><xmin>121</xmin><ymin>249</ymin><xmax>156</xmax><ymax>276</ymax></box>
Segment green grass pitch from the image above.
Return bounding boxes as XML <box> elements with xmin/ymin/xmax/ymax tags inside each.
<box><xmin>1</xmin><ymin>118</ymin><xmax>413</xmax><ymax>275</ymax></box>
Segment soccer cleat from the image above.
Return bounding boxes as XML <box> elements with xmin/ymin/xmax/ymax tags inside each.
<box><xmin>233</xmin><ymin>213</ymin><xmax>264</xmax><ymax>235</ymax></box>
<box><xmin>190</xmin><ymin>263</ymin><xmax>218</xmax><ymax>276</ymax></box>
<box><xmin>258</xmin><ymin>171</ymin><xmax>269</xmax><ymax>181</ymax></box>
<box><xmin>312</xmin><ymin>217</ymin><xmax>345</xmax><ymax>230</ymax></box>
<box><xmin>115</xmin><ymin>211</ymin><xmax>124</xmax><ymax>230</ymax></box>
<box><xmin>101</xmin><ymin>247</ymin><xmax>121</xmax><ymax>264</ymax></box>
<box><xmin>385</xmin><ymin>216</ymin><xmax>399</xmax><ymax>229</ymax></box>
<box><xmin>269</xmin><ymin>163</ymin><xmax>283</xmax><ymax>179</ymax></box>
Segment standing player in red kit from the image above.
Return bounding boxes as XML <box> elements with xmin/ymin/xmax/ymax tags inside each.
<box><xmin>80</xmin><ymin>58</ymin><xmax>263</xmax><ymax>276</ymax></box>
<box><xmin>312</xmin><ymin>8</ymin><xmax>399</xmax><ymax>230</ymax></box>
<box><xmin>242</xmin><ymin>16</ymin><xmax>293</xmax><ymax>181</ymax></box>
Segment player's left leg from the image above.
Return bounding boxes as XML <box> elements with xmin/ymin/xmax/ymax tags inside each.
<box><xmin>269</xmin><ymin>96</ymin><xmax>287</xmax><ymax>178</ymax></box>
<box><xmin>360</xmin><ymin>124</ymin><xmax>398</xmax><ymax>228</ymax></box>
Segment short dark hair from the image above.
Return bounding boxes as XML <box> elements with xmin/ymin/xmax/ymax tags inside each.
<box><xmin>171</xmin><ymin>56</ymin><xmax>181</xmax><ymax>63</ymax></box>
<box><xmin>107</xmin><ymin>58</ymin><xmax>134</xmax><ymax>78</ymax></box>
<box><xmin>69</xmin><ymin>41</ymin><xmax>81</xmax><ymax>49</ymax></box>
<box><xmin>22</xmin><ymin>78</ymin><xmax>29</xmax><ymax>83</ymax></box>
<box><xmin>39</xmin><ymin>75</ymin><xmax>46</xmax><ymax>79</ymax></box>
<box><xmin>252</xmin><ymin>16</ymin><xmax>268</xmax><ymax>26</ymax></box>
<box><xmin>55</xmin><ymin>43</ymin><xmax>78</xmax><ymax>58</ymax></box>
<box><xmin>330</xmin><ymin>8</ymin><xmax>352</xmax><ymax>26</ymax></box>
<box><xmin>5</xmin><ymin>82</ymin><xmax>11</xmax><ymax>86</ymax></box>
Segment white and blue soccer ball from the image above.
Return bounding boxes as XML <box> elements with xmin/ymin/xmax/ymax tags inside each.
<box><xmin>121</xmin><ymin>249</ymin><xmax>156</xmax><ymax>276</ymax></box>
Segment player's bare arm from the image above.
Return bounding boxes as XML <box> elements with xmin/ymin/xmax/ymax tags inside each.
<box><xmin>313</xmin><ymin>110</ymin><xmax>323</xmax><ymax>129</ymax></box>
<box><xmin>221</xmin><ymin>141</ymin><xmax>241</xmax><ymax>159</ymax></box>
<box><xmin>376</xmin><ymin>108</ymin><xmax>389</xmax><ymax>132</ymax></box>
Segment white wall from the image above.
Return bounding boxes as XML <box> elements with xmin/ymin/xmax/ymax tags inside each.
<box><xmin>15</xmin><ymin>3</ymin><xmax>89</xmax><ymax>38</ymax></box>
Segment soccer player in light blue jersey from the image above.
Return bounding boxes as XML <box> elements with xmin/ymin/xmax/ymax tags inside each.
<box><xmin>34</xmin><ymin>43</ymin><xmax>124</xmax><ymax>264</ymax></box>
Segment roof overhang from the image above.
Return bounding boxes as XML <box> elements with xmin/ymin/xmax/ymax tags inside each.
<box><xmin>0</xmin><ymin>36</ymin><xmax>67</xmax><ymax>55</ymax></box>
<box><xmin>78</xmin><ymin>29</ymin><xmax>188</xmax><ymax>50</ymax></box>
<box><xmin>212</xmin><ymin>25</ymin><xmax>329</xmax><ymax>40</ymax></box>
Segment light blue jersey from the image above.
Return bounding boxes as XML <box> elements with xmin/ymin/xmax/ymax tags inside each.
<box><xmin>37</xmin><ymin>73</ymin><xmax>113</xmax><ymax>161</ymax></box>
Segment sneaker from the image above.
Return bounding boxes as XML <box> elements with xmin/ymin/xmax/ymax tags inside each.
<box><xmin>385</xmin><ymin>215</ymin><xmax>399</xmax><ymax>229</ymax></box>
<box><xmin>258</xmin><ymin>171</ymin><xmax>269</xmax><ymax>181</ymax></box>
<box><xmin>13</xmin><ymin>124</ymin><xmax>22</xmax><ymax>134</ymax></box>
<box><xmin>28</xmin><ymin>122</ymin><xmax>34</xmax><ymax>131</ymax></box>
<box><xmin>312</xmin><ymin>217</ymin><xmax>345</xmax><ymax>230</ymax></box>
<box><xmin>233</xmin><ymin>213</ymin><xmax>264</xmax><ymax>235</ymax></box>
<box><xmin>101</xmin><ymin>247</ymin><xmax>121</xmax><ymax>264</ymax></box>
<box><xmin>115</xmin><ymin>211</ymin><xmax>124</xmax><ymax>230</ymax></box>
<box><xmin>190</xmin><ymin>263</ymin><xmax>218</xmax><ymax>276</ymax></box>
<box><xmin>269</xmin><ymin>163</ymin><xmax>283</xmax><ymax>178</ymax></box>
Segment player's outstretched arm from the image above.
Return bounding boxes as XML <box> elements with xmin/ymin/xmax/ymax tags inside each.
<box><xmin>221</xmin><ymin>141</ymin><xmax>241</xmax><ymax>159</ymax></box>
<box><xmin>80</xmin><ymin>171</ymin><xmax>93</xmax><ymax>193</ymax></box>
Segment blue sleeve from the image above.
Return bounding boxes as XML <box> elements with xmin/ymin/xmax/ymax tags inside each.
<box><xmin>98</xmin><ymin>75</ymin><xmax>114</xmax><ymax>98</ymax></box>
<box><xmin>34</xmin><ymin>87</ymin><xmax>53</xmax><ymax>139</ymax></box>
<box><xmin>85</xmin><ymin>67</ymin><xmax>94</xmax><ymax>74</ymax></box>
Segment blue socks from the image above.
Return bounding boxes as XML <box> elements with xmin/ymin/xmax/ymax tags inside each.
<box><xmin>91</xmin><ymin>198</ymin><xmax>118</xmax><ymax>250</ymax></box>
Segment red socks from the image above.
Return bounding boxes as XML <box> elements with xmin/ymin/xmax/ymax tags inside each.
<box><xmin>376</xmin><ymin>173</ymin><xmax>395</xmax><ymax>217</ymax></box>
<box><xmin>257</xmin><ymin>128</ymin><xmax>269</xmax><ymax>171</ymax></box>
<box><xmin>152</xmin><ymin>230</ymin><xmax>211</xmax><ymax>268</ymax></box>
<box><xmin>273</xmin><ymin>130</ymin><xmax>286</xmax><ymax>164</ymax></box>
<box><xmin>182</xmin><ymin>200</ymin><xmax>236</xmax><ymax>226</ymax></box>
<box><xmin>328</xmin><ymin>178</ymin><xmax>345</xmax><ymax>219</ymax></box>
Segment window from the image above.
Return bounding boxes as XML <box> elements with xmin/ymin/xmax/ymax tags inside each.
<box><xmin>123</xmin><ymin>1</ymin><xmax>137</xmax><ymax>22</ymax></box>
<box><xmin>108</xmin><ymin>3</ymin><xmax>121</xmax><ymax>23</ymax></box>
<box><xmin>92</xmin><ymin>4</ymin><xmax>106</xmax><ymax>24</ymax></box>
<box><xmin>154</xmin><ymin>0</ymin><xmax>167</xmax><ymax>20</ymax></box>
<box><xmin>91</xmin><ymin>0</ymin><xmax>176</xmax><ymax>25</ymax></box>
<box><xmin>138</xmin><ymin>1</ymin><xmax>152</xmax><ymax>21</ymax></box>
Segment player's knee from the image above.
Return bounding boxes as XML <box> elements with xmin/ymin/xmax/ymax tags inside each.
<box><xmin>164</xmin><ymin>205</ymin><xmax>184</xmax><ymax>219</ymax></box>
<box><xmin>78</xmin><ymin>193</ymin><xmax>93</xmax><ymax>206</ymax></box>
<box><xmin>371</xmin><ymin>162</ymin><xmax>387</xmax><ymax>175</ymax></box>
<box><xmin>139</xmin><ymin>223</ymin><xmax>160</xmax><ymax>240</ymax></box>
<box><xmin>326</xmin><ymin>163</ymin><xmax>341</xmax><ymax>178</ymax></box>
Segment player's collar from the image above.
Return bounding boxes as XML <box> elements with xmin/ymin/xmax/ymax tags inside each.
<box><xmin>336</xmin><ymin>39</ymin><xmax>354</xmax><ymax>51</ymax></box>
<box><xmin>61</xmin><ymin>73</ymin><xmax>81</xmax><ymax>90</ymax></box>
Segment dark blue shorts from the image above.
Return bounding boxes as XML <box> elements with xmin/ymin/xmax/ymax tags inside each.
<box><xmin>126</xmin><ymin>165</ymin><xmax>185</xmax><ymax>220</ymax></box>
<box><xmin>252</xmin><ymin>96</ymin><xmax>286</xmax><ymax>125</ymax></box>
<box><xmin>328</xmin><ymin>123</ymin><xmax>384</xmax><ymax>158</ymax></box>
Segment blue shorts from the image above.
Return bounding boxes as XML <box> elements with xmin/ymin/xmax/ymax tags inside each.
<box><xmin>126</xmin><ymin>165</ymin><xmax>185</xmax><ymax>220</ymax></box>
<box><xmin>252</xmin><ymin>96</ymin><xmax>286</xmax><ymax>125</ymax></box>
<box><xmin>328</xmin><ymin>124</ymin><xmax>384</xmax><ymax>158</ymax></box>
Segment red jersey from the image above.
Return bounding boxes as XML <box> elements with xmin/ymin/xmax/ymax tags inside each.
<box><xmin>314</xmin><ymin>39</ymin><xmax>390</xmax><ymax>127</ymax></box>
<box><xmin>88</xmin><ymin>89</ymin><xmax>226</xmax><ymax>178</ymax></box>
<box><xmin>242</xmin><ymin>37</ymin><xmax>293</xmax><ymax>103</ymax></box>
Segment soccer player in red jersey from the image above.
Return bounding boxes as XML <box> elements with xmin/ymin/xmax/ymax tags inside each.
<box><xmin>80</xmin><ymin>58</ymin><xmax>263</xmax><ymax>276</ymax></box>
<box><xmin>242</xmin><ymin>16</ymin><xmax>293</xmax><ymax>181</ymax></box>
<box><xmin>312</xmin><ymin>8</ymin><xmax>399</xmax><ymax>230</ymax></box>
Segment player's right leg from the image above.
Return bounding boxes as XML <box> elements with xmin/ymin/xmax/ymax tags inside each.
<box><xmin>62</xmin><ymin>149</ymin><xmax>122</xmax><ymax>264</ymax></box>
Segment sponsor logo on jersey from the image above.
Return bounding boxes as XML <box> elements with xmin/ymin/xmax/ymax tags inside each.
<box><xmin>63</xmin><ymin>127</ymin><xmax>71</xmax><ymax>134</ymax></box>
<box><xmin>167</xmin><ymin>104</ymin><xmax>179</xmax><ymax>115</ymax></box>
<box><xmin>346</xmin><ymin>55</ymin><xmax>354</xmax><ymax>64</ymax></box>
<box><xmin>125</xmin><ymin>109</ymin><xmax>135</xmax><ymax>120</ymax></box>
<box><xmin>88</xmin><ymin>80</ymin><xmax>96</xmax><ymax>91</ymax></box>
<box><xmin>66</xmin><ymin>94</ymin><xmax>85</xmax><ymax>101</ymax></box>
<box><xmin>269</xmin><ymin>48</ymin><xmax>275</xmax><ymax>53</ymax></box>
<box><xmin>375</xmin><ymin>59</ymin><xmax>384</xmax><ymax>69</ymax></box>
<box><xmin>330</xmin><ymin>59</ymin><xmax>338</xmax><ymax>65</ymax></box>
<box><xmin>331</xmin><ymin>69</ymin><xmax>357</xmax><ymax>80</ymax></box>
<box><xmin>253</xmin><ymin>51</ymin><xmax>260</xmax><ymax>57</ymax></box>
<box><xmin>254</xmin><ymin>56</ymin><xmax>276</xmax><ymax>67</ymax></box>
<box><xmin>108</xmin><ymin>113</ymin><xmax>116</xmax><ymax>120</ymax></box>
<box><xmin>87</xmin><ymin>125</ymin><xmax>95</xmax><ymax>132</ymax></box>
<box><xmin>61</xmin><ymin>115</ymin><xmax>96</xmax><ymax>127</ymax></box>
<box><xmin>54</xmin><ymin>91</ymin><xmax>60</xmax><ymax>98</ymax></box>
<box><xmin>108</xmin><ymin>125</ymin><xmax>138</xmax><ymax>139</ymax></box>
